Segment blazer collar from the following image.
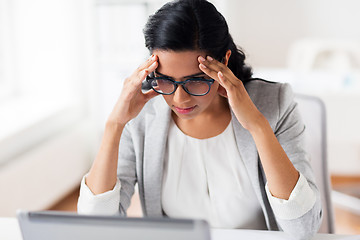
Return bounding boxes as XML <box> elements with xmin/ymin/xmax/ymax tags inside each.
<box><xmin>142</xmin><ymin>97</ymin><xmax>269</xmax><ymax>222</ymax></box>
<box><xmin>230</xmin><ymin>111</ymin><xmax>261</xmax><ymax>196</ymax></box>
<box><xmin>143</xmin><ymin>97</ymin><xmax>171</xmax><ymax>216</ymax></box>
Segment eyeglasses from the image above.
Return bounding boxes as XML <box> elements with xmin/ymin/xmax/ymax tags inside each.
<box><xmin>146</xmin><ymin>73</ymin><xmax>214</xmax><ymax>96</ymax></box>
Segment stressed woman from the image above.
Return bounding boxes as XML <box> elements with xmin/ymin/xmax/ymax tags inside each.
<box><xmin>78</xmin><ymin>1</ymin><xmax>322</xmax><ymax>239</ymax></box>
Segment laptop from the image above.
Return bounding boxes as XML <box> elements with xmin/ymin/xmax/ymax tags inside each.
<box><xmin>17</xmin><ymin>210</ymin><xmax>211</xmax><ymax>240</ymax></box>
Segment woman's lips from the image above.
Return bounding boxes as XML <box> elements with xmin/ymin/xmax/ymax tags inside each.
<box><xmin>174</xmin><ymin>106</ymin><xmax>196</xmax><ymax>114</ymax></box>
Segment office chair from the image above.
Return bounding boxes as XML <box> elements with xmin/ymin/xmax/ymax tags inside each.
<box><xmin>294</xmin><ymin>94</ymin><xmax>335</xmax><ymax>233</ymax></box>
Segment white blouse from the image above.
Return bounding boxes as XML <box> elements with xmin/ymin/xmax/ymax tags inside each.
<box><xmin>162</xmin><ymin>119</ymin><xmax>267</xmax><ymax>229</ymax></box>
<box><xmin>78</xmin><ymin>120</ymin><xmax>317</xmax><ymax>227</ymax></box>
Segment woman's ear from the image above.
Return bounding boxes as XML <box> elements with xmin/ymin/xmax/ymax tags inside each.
<box><xmin>217</xmin><ymin>85</ymin><xmax>228</xmax><ymax>98</ymax></box>
<box><xmin>223</xmin><ymin>49</ymin><xmax>232</xmax><ymax>66</ymax></box>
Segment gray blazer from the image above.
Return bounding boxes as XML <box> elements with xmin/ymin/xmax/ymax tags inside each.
<box><xmin>117</xmin><ymin>79</ymin><xmax>322</xmax><ymax>240</ymax></box>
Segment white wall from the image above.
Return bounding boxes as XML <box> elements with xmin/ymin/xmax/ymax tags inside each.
<box><xmin>223</xmin><ymin>0</ymin><xmax>360</xmax><ymax>68</ymax></box>
<box><xmin>221</xmin><ymin>1</ymin><xmax>360</xmax><ymax>175</ymax></box>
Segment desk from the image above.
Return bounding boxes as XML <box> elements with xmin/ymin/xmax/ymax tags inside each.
<box><xmin>1</xmin><ymin>217</ymin><xmax>357</xmax><ymax>240</ymax></box>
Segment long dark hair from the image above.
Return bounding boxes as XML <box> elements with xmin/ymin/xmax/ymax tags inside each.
<box><xmin>143</xmin><ymin>0</ymin><xmax>252</xmax><ymax>82</ymax></box>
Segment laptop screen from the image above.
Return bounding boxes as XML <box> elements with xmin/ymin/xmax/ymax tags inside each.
<box><xmin>17</xmin><ymin>210</ymin><xmax>211</xmax><ymax>240</ymax></box>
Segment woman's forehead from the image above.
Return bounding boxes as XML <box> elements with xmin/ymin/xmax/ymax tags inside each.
<box><xmin>153</xmin><ymin>50</ymin><xmax>207</xmax><ymax>78</ymax></box>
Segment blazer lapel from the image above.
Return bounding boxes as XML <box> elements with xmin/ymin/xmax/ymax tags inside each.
<box><xmin>143</xmin><ymin>97</ymin><xmax>171</xmax><ymax>216</ymax></box>
<box><xmin>231</xmin><ymin>111</ymin><xmax>261</xmax><ymax>195</ymax></box>
<box><xmin>231</xmin><ymin>111</ymin><xmax>272</xmax><ymax>227</ymax></box>
<box><xmin>141</xmin><ymin>96</ymin><xmax>274</xmax><ymax>226</ymax></box>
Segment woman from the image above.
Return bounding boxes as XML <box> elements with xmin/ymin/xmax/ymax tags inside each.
<box><xmin>78</xmin><ymin>0</ymin><xmax>322</xmax><ymax>239</ymax></box>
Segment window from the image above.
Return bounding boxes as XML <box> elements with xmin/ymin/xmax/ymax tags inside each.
<box><xmin>0</xmin><ymin>0</ymin><xmax>15</xmax><ymax>100</ymax></box>
<box><xmin>0</xmin><ymin>0</ymin><xmax>93</xmax><ymax>164</ymax></box>
<box><xmin>96</xmin><ymin>0</ymin><xmax>167</xmax><ymax>125</ymax></box>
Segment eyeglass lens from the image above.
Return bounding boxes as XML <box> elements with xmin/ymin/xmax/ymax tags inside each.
<box><xmin>151</xmin><ymin>78</ymin><xmax>211</xmax><ymax>95</ymax></box>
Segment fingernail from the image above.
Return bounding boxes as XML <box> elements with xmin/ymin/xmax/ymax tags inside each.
<box><xmin>199</xmin><ymin>56</ymin><xmax>206</xmax><ymax>62</ymax></box>
<box><xmin>151</xmin><ymin>55</ymin><xmax>156</xmax><ymax>60</ymax></box>
<box><xmin>200</xmin><ymin>63</ymin><xmax>206</xmax><ymax>69</ymax></box>
<box><xmin>218</xmin><ymin>71</ymin><xmax>223</xmax><ymax>77</ymax></box>
<box><xmin>207</xmin><ymin>56</ymin><xmax>214</xmax><ymax>61</ymax></box>
<box><xmin>150</xmin><ymin>61</ymin><xmax>157</xmax><ymax>67</ymax></box>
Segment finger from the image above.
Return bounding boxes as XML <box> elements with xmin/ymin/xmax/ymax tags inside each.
<box><xmin>217</xmin><ymin>73</ymin><xmax>227</xmax><ymax>97</ymax></box>
<box><xmin>199</xmin><ymin>56</ymin><xmax>238</xmax><ymax>87</ymax></box>
<box><xmin>137</xmin><ymin>61</ymin><xmax>158</xmax><ymax>83</ymax></box>
<box><xmin>198</xmin><ymin>57</ymin><xmax>223</xmax><ymax>81</ymax></box>
<box><xmin>199</xmin><ymin>56</ymin><xmax>237</xmax><ymax>89</ymax></box>
<box><xmin>143</xmin><ymin>89</ymin><xmax>159</xmax><ymax>101</ymax></box>
<box><xmin>198</xmin><ymin>56</ymin><xmax>223</xmax><ymax>73</ymax></box>
<box><xmin>205</xmin><ymin>56</ymin><xmax>224</xmax><ymax>72</ymax></box>
<box><xmin>145</xmin><ymin>60</ymin><xmax>158</xmax><ymax>73</ymax></box>
<box><xmin>199</xmin><ymin>62</ymin><xmax>220</xmax><ymax>82</ymax></box>
<box><xmin>217</xmin><ymin>69</ymin><xmax>238</xmax><ymax>91</ymax></box>
<box><xmin>138</xmin><ymin>54</ymin><xmax>157</xmax><ymax>71</ymax></box>
<box><xmin>217</xmin><ymin>71</ymin><xmax>226</xmax><ymax>85</ymax></box>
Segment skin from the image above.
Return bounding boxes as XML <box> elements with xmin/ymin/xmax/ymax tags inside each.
<box><xmin>86</xmin><ymin>49</ymin><xmax>299</xmax><ymax>200</ymax></box>
<box><xmin>198</xmin><ymin>52</ymin><xmax>299</xmax><ymax>199</ymax></box>
<box><xmin>154</xmin><ymin>50</ymin><xmax>231</xmax><ymax>139</ymax></box>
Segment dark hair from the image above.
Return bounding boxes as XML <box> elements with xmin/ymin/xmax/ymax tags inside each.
<box><xmin>143</xmin><ymin>0</ymin><xmax>252</xmax><ymax>82</ymax></box>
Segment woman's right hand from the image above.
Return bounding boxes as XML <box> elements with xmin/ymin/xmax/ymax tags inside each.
<box><xmin>84</xmin><ymin>55</ymin><xmax>159</xmax><ymax>195</ymax></box>
<box><xmin>108</xmin><ymin>55</ymin><xmax>159</xmax><ymax>126</ymax></box>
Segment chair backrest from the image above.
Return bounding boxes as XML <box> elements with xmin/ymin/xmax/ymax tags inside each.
<box><xmin>294</xmin><ymin>94</ymin><xmax>335</xmax><ymax>233</ymax></box>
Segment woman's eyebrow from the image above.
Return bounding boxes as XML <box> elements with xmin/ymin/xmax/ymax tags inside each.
<box><xmin>155</xmin><ymin>71</ymin><xmax>206</xmax><ymax>79</ymax></box>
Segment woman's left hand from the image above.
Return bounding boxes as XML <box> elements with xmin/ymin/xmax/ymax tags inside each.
<box><xmin>199</xmin><ymin>56</ymin><xmax>300</xmax><ymax>200</ymax></box>
<box><xmin>198</xmin><ymin>55</ymin><xmax>265</xmax><ymax>132</ymax></box>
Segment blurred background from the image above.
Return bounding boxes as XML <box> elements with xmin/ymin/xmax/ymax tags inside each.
<box><xmin>0</xmin><ymin>0</ymin><xmax>359</xmax><ymax>234</ymax></box>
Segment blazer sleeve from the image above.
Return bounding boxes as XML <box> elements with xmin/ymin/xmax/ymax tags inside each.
<box><xmin>77</xmin><ymin>123</ymin><xmax>136</xmax><ymax>215</ymax></box>
<box><xmin>117</xmin><ymin>122</ymin><xmax>138</xmax><ymax>215</ymax></box>
<box><xmin>272</xmin><ymin>83</ymin><xmax>323</xmax><ymax>239</ymax></box>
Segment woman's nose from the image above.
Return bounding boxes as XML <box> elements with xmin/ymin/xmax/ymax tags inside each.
<box><xmin>172</xmin><ymin>86</ymin><xmax>191</xmax><ymax>104</ymax></box>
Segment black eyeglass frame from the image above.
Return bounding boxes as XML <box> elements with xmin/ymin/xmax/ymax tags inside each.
<box><xmin>146</xmin><ymin>75</ymin><xmax>215</xmax><ymax>96</ymax></box>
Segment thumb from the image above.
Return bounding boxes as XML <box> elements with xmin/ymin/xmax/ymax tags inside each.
<box><xmin>143</xmin><ymin>89</ymin><xmax>160</xmax><ymax>101</ymax></box>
